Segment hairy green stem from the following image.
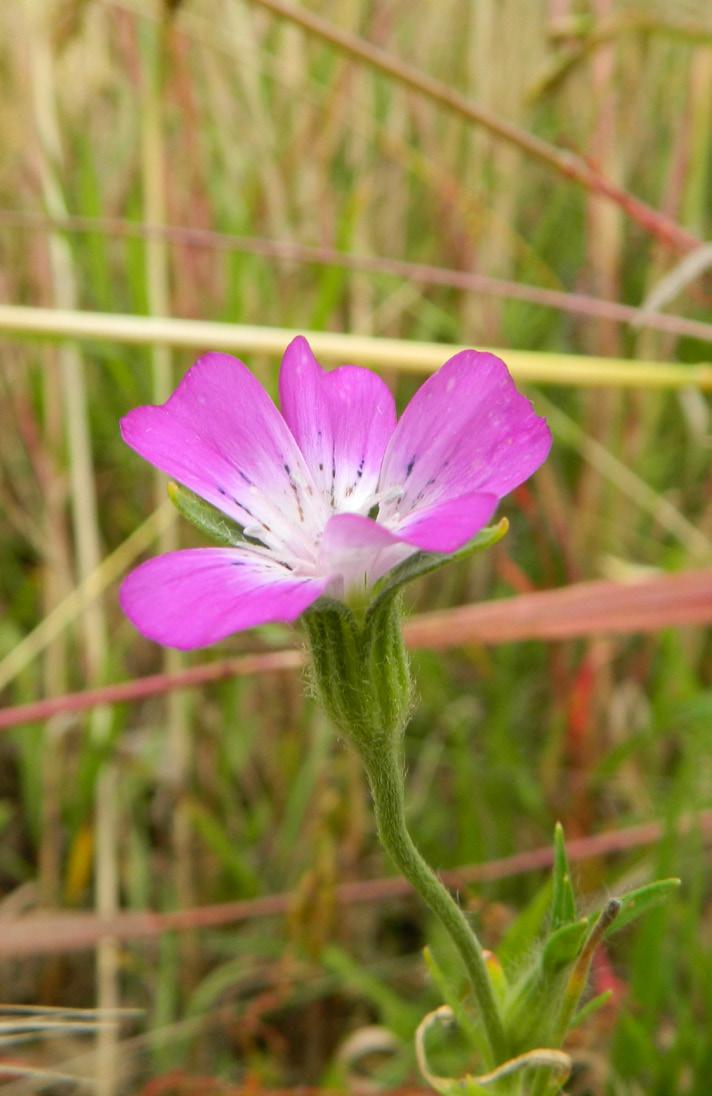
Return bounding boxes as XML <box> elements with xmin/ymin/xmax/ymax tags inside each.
<box><xmin>304</xmin><ymin>600</ymin><xmax>507</xmax><ymax>1063</ymax></box>
<box><xmin>359</xmin><ymin>740</ymin><xmax>508</xmax><ymax>1064</ymax></box>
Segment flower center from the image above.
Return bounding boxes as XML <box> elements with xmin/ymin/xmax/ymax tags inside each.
<box><xmin>361</xmin><ymin>484</ymin><xmax>404</xmax><ymax>514</ymax></box>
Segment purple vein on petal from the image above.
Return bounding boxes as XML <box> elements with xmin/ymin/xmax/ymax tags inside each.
<box><xmin>279</xmin><ymin>336</ymin><xmax>397</xmax><ymax>514</ymax></box>
<box><xmin>378</xmin><ymin>349</ymin><xmax>552</xmax><ymax>551</ymax></box>
<box><xmin>120</xmin><ymin>352</ymin><xmax>324</xmax><ymax>565</ymax></box>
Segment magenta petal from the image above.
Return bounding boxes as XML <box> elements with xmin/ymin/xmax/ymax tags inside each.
<box><xmin>320</xmin><ymin>513</ymin><xmax>415</xmax><ymax>593</ymax></box>
<box><xmin>322</xmin><ymin>512</ymin><xmax>401</xmax><ymax>551</ymax></box>
<box><xmin>121</xmin><ymin>353</ymin><xmax>322</xmax><ymax>558</ymax></box>
<box><xmin>279</xmin><ymin>337</ymin><xmax>396</xmax><ymax>511</ymax></box>
<box><xmin>120</xmin><ymin>548</ymin><xmax>326</xmax><ymax>649</ymax></box>
<box><xmin>394</xmin><ymin>491</ymin><xmax>499</xmax><ymax>553</ymax></box>
<box><xmin>379</xmin><ymin>350</ymin><xmax>552</xmax><ymax>526</ymax></box>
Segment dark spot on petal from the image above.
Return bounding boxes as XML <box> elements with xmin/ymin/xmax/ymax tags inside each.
<box><xmin>406</xmin><ymin>457</ymin><xmax>416</xmax><ymax>478</ymax></box>
<box><xmin>286</xmin><ymin>475</ymin><xmax>305</xmax><ymax>522</ymax></box>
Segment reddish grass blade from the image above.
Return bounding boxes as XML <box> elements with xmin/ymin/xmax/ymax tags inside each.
<box><xmin>0</xmin><ymin>651</ymin><xmax>305</xmax><ymax>730</ymax></box>
<box><xmin>2</xmin><ymin>209</ymin><xmax>711</xmax><ymax>343</ymax></box>
<box><xmin>250</xmin><ymin>0</ymin><xmax>701</xmax><ymax>254</ymax></box>
<box><xmin>405</xmin><ymin>568</ymin><xmax>712</xmax><ymax>648</ymax></box>
<box><xmin>138</xmin><ymin>1078</ymin><xmax>426</xmax><ymax>1096</ymax></box>
<box><xmin>0</xmin><ymin>810</ymin><xmax>708</xmax><ymax>957</ymax></box>
<box><xmin>0</xmin><ymin>571</ymin><xmax>710</xmax><ymax>731</ymax></box>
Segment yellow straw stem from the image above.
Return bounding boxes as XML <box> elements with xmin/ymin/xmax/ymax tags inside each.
<box><xmin>0</xmin><ymin>304</ymin><xmax>711</xmax><ymax>389</ymax></box>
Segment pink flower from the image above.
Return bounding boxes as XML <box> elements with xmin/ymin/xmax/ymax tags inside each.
<box><xmin>120</xmin><ymin>337</ymin><xmax>551</xmax><ymax>649</ymax></box>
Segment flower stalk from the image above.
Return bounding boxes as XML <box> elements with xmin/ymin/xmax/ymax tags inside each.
<box><xmin>359</xmin><ymin>737</ymin><xmax>508</xmax><ymax>1064</ymax></box>
<box><xmin>304</xmin><ymin>597</ymin><xmax>508</xmax><ymax>1065</ymax></box>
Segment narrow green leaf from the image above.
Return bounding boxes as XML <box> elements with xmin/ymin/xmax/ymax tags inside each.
<box><xmin>551</xmin><ymin>821</ymin><xmax>576</xmax><ymax>929</ymax></box>
<box><xmin>553</xmin><ymin>900</ymin><xmax>622</xmax><ymax>1044</ymax></box>
<box><xmin>168</xmin><ymin>481</ymin><xmax>245</xmax><ymax>547</ymax></box>
<box><xmin>542</xmin><ymin>918</ymin><xmax>589</xmax><ymax>972</ymax></box>
<box><xmin>605</xmin><ymin>878</ymin><xmax>681</xmax><ymax>937</ymax></box>
<box><xmin>503</xmin><ymin>917</ymin><xmax>588</xmax><ymax>1046</ymax></box>
<box><xmin>570</xmin><ymin>990</ymin><xmax>613</xmax><ymax>1030</ymax></box>
<box><xmin>497</xmin><ymin>882</ymin><xmax>551</xmax><ymax>974</ymax></box>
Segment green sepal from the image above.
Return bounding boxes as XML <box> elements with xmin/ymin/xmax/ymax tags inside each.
<box><xmin>604</xmin><ymin>878</ymin><xmax>681</xmax><ymax>938</ymax></box>
<box><xmin>167</xmin><ymin>481</ymin><xmax>245</xmax><ymax>547</ymax></box>
<box><xmin>551</xmin><ymin>822</ymin><xmax>577</xmax><ymax>929</ymax></box>
<box><xmin>368</xmin><ymin>518</ymin><xmax>509</xmax><ymax>616</ymax></box>
<box><xmin>302</xmin><ymin>593</ymin><xmax>413</xmax><ymax>751</ymax></box>
<box><xmin>542</xmin><ymin>919</ymin><xmax>589</xmax><ymax>973</ymax></box>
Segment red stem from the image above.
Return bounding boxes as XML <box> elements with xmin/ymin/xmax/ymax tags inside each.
<box><xmin>0</xmin><ymin>810</ymin><xmax>708</xmax><ymax>956</ymax></box>
<box><xmin>249</xmin><ymin>0</ymin><xmax>701</xmax><ymax>254</ymax></box>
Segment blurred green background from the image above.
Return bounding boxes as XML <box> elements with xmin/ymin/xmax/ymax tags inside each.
<box><xmin>0</xmin><ymin>1</ymin><xmax>711</xmax><ymax>1093</ymax></box>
